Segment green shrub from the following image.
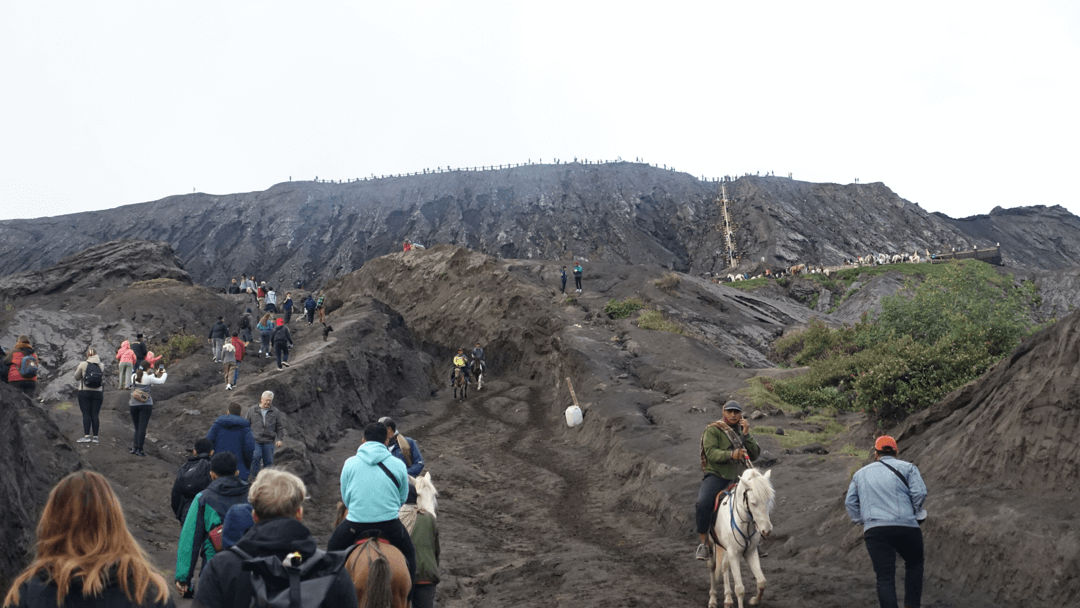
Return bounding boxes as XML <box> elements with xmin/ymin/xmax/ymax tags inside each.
<box><xmin>157</xmin><ymin>333</ymin><xmax>201</xmax><ymax>364</ymax></box>
<box><xmin>654</xmin><ymin>273</ymin><xmax>680</xmax><ymax>291</ymax></box>
<box><xmin>636</xmin><ymin>309</ymin><xmax>684</xmax><ymax>334</ymax></box>
<box><xmin>769</xmin><ymin>260</ymin><xmax>1037</xmax><ymax>423</ymax></box>
<box><xmin>604</xmin><ymin>297</ymin><xmax>645</xmax><ymax>319</ymax></box>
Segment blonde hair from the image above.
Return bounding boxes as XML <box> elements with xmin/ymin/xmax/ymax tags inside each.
<box><xmin>249</xmin><ymin>468</ymin><xmax>306</xmax><ymax>520</ymax></box>
<box><xmin>3</xmin><ymin>471</ymin><xmax>169</xmax><ymax>607</ymax></box>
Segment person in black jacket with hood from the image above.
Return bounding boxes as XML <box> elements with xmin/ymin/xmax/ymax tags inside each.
<box><xmin>207</xmin><ymin>317</ymin><xmax>230</xmax><ymax>363</ymax></box>
<box><xmin>270</xmin><ymin>318</ymin><xmax>293</xmax><ymax>370</ymax></box>
<box><xmin>170</xmin><ymin>438</ymin><xmax>214</xmax><ymax>525</ymax></box>
<box><xmin>194</xmin><ymin>469</ymin><xmax>357</xmax><ymax>608</ymax></box>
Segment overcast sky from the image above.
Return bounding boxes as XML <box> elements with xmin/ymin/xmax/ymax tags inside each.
<box><xmin>2</xmin><ymin>1</ymin><xmax>1077</xmax><ymax>221</ymax></box>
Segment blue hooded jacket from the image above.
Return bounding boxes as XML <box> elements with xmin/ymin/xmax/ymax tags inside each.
<box><xmin>340</xmin><ymin>441</ymin><xmax>409</xmax><ymax>523</ymax></box>
<box><xmin>207</xmin><ymin>414</ymin><xmax>256</xmax><ymax>480</ymax></box>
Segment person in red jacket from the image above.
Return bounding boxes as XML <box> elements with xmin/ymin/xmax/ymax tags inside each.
<box><xmin>229</xmin><ymin>332</ymin><xmax>245</xmax><ymax>388</ymax></box>
<box><xmin>4</xmin><ymin>335</ymin><xmax>40</xmax><ymax>397</ymax></box>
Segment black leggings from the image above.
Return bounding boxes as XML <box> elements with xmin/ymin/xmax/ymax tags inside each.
<box><xmin>327</xmin><ymin>518</ymin><xmax>416</xmax><ymax>593</ymax></box>
<box><xmin>77</xmin><ymin>390</ymin><xmax>103</xmax><ymax>435</ymax></box>
<box><xmin>130</xmin><ymin>404</ymin><xmax>153</xmax><ymax>450</ymax></box>
<box><xmin>695</xmin><ymin>474</ymin><xmax>733</xmax><ymax>535</ymax></box>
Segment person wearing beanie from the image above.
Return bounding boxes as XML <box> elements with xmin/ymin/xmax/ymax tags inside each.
<box><xmin>694</xmin><ymin>400</ymin><xmax>760</xmax><ymax>561</ymax></box>
<box><xmin>845</xmin><ymin>435</ymin><xmax>928</xmax><ymax>608</ymax></box>
<box><xmin>220</xmin><ymin>502</ymin><xmax>254</xmax><ymax>549</ymax></box>
<box><xmin>270</xmin><ymin>317</ymin><xmax>293</xmax><ymax>370</ymax></box>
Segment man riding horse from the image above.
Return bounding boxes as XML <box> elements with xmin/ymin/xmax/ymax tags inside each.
<box><xmin>695</xmin><ymin>400</ymin><xmax>761</xmax><ymax>561</ymax></box>
<box><xmin>449</xmin><ymin>347</ymin><xmax>470</xmax><ymax>387</ymax></box>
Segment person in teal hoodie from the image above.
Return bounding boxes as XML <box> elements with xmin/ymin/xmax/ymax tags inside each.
<box><xmin>327</xmin><ymin>421</ymin><xmax>415</xmax><ymax>596</ymax></box>
<box><xmin>206</xmin><ymin>403</ymin><xmax>256</xmax><ymax>481</ymax></box>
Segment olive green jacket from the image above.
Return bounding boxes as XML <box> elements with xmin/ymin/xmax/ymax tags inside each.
<box><xmin>700</xmin><ymin>421</ymin><xmax>761</xmax><ymax>481</ymax></box>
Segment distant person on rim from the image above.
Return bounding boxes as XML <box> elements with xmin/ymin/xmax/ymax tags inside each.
<box><xmin>845</xmin><ymin>435</ymin><xmax>927</xmax><ymax>608</ymax></box>
<box><xmin>573</xmin><ymin>261</ymin><xmax>583</xmax><ymax>293</ymax></box>
<box><xmin>694</xmin><ymin>400</ymin><xmax>760</xmax><ymax>561</ymax></box>
<box><xmin>560</xmin><ymin>265</ymin><xmax>568</xmax><ymax>293</ymax></box>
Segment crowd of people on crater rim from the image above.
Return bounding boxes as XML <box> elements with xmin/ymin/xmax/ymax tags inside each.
<box><xmin>0</xmin><ymin>267</ymin><xmax>459</xmax><ymax>607</ymax></box>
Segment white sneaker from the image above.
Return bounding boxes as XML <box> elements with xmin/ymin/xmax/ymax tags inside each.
<box><xmin>91</xmin><ymin>436</ymin><xmax>100</xmax><ymax>444</ymax></box>
<box><xmin>225</xmin><ymin>384</ymin><xmax>232</xmax><ymax>391</ymax></box>
<box><xmin>76</xmin><ymin>435</ymin><xmax>92</xmax><ymax>443</ymax></box>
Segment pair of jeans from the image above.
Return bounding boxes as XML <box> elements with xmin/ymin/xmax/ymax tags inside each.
<box><xmin>250</xmin><ymin>442</ymin><xmax>275</xmax><ymax>480</ymax></box>
<box><xmin>695</xmin><ymin>473</ymin><xmax>734</xmax><ymax>534</ymax></box>
<box><xmin>211</xmin><ymin>338</ymin><xmax>225</xmax><ymax>361</ymax></box>
<box><xmin>232</xmin><ymin>361</ymin><xmax>240</xmax><ymax>385</ymax></box>
<box><xmin>327</xmin><ymin>517</ymin><xmax>417</xmax><ymax>599</ymax></box>
<box><xmin>117</xmin><ymin>362</ymin><xmax>133</xmax><ymax>388</ymax></box>
<box><xmin>77</xmin><ymin>390</ymin><xmax>103</xmax><ymax>435</ymax></box>
<box><xmin>129</xmin><ymin>404</ymin><xmax>153</xmax><ymax>450</ymax></box>
<box><xmin>274</xmin><ymin>343</ymin><xmax>290</xmax><ymax>368</ymax></box>
<box><xmin>864</xmin><ymin>525</ymin><xmax>924</xmax><ymax>608</ymax></box>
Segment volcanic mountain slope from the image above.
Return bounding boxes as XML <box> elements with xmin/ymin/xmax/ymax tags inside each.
<box><xmin>2</xmin><ymin>242</ymin><xmax>1077</xmax><ymax>606</ymax></box>
<box><xmin>3</xmin><ymin>163</ymin><xmax>1079</xmax><ymax>291</ymax></box>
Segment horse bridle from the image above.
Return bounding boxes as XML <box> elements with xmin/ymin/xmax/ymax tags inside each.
<box><xmin>728</xmin><ymin>485</ymin><xmax>757</xmax><ymax>552</ymax></box>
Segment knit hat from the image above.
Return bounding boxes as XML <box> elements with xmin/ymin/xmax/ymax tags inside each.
<box><xmin>221</xmin><ymin>503</ymin><xmax>255</xmax><ymax>549</ymax></box>
<box><xmin>275</xmin><ymin>318</ymin><xmax>284</xmax><ymax>326</ymax></box>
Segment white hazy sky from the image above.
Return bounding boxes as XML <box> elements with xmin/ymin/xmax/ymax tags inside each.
<box><xmin>2</xmin><ymin>1</ymin><xmax>1078</xmax><ymax>221</ymax></box>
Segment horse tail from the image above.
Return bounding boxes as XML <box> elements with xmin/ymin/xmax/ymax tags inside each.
<box><xmin>360</xmin><ymin>553</ymin><xmax>393</xmax><ymax>608</ymax></box>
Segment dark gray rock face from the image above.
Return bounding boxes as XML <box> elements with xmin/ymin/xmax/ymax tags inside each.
<box><xmin>0</xmin><ymin>164</ymin><xmax>1077</xmax><ymax>290</ymax></box>
<box><xmin>0</xmin><ymin>386</ymin><xmax>81</xmax><ymax>590</ymax></box>
<box><xmin>936</xmin><ymin>204</ymin><xmax>1080</xmax><ymax>271</ymax></box>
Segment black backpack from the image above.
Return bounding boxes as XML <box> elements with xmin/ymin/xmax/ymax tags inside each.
<box><xmin>83</xmin><ymin>362</ymin><xmax>103</xmax><ymax>388</ymax></box>
<box><xmin>174</xmin><ymin>459</ymin><xmax>212</xmax><ymax>520</ymax></box>
<box><xmin>240</xmin><ymin>315</ymin><xmax>251</xmax><ymax>330</ymax></box>
<box><xmin>230</xmin><ymin>546</ymin><xmax>352</xmax><ymax>608</ymax></box>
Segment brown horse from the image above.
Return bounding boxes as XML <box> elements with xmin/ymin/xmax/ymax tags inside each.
<box><xmin>452</xmin><ymin>366</ymin><xmax>468</xmax><ymax>400</ymax></box>
<box><xmin>334</xmin><ymin>504</ymin><xmax>411</xmax><ymax>608</ymax></box>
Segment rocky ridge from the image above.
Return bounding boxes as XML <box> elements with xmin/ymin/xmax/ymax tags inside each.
<box><xmin>1</xmin><ymin>164</ymin><xmax>1078</xmax><ymax>293</ymax></box>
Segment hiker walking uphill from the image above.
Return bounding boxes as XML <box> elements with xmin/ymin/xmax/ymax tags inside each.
<box><xmin>206</xmin><ymin>403</ymin><xmax>256</xmax><ymax>481</ymax></box>
<box><xmin>238</xmin><ymin>308</ymin><xmax>254</xmax><ymax>344</ymax></box>
<box><xmin>256</xmin><ymin>313</ymin><xmax>274</xmax><ymax>359</ymax></box>
<box><xmin>193</xmin><ymin>469</ymin><xmax>358</xmax><ymax>608</ymax></box>
<box><xmin>207</xmin><ymin>317</ymin><xmax>229</xmax><ymax>363</ymax></box>
<box><xmin>264</xmin><ymin>286</ymin><xmax>278</xmax><ymax>313</ymax></box>
<box><xmin>379</xmin><ymin>416</ymin><xmax>425</xmax><ymax>476</ymax></box>
<box><xmin>695</xmin><ymin>400</ymin><xmax>761</xmax><ymax>560</ymax></box>
<box><xmin>271</xmin><ymin>318</ymin><xmax>293</xmax><ymax>370</ymax></box>
<box><xmin>247</xmin><ymin>391</ymin><xmax>286</xmax><ymax>481</ymax></box>
<box><xmin>315</xmin><ymin>293</ymin><xmax>326</xmax><ymax>324</ymax></box>
<box><xmin>115</xmin><ymin>340</ymin><xmax>136</xmax><ymax>389</ymax></box>
<box><xmin>129</xmin><ymin>361</ymin><xmax>167</xmax><ymax>457</ymax></box>
<box><xmin>4</xmin><ymin>335</ymin><xmax>40</xmax><ymax>397</ymax></box>
<box><xmin>73</xmin><ymin>347</ymin><xmax>105</xmax><ymax>444</ymax></box>
<box><xmin>846</xmin><ymin>435</ymin><xmax>928</xmax><ymax>608</ymax></box>
<box><xmin>171</xmin><ymin>438</ymin><xmax>214</xmax><ymax>525</ymax></box>
<box><xmin>225</xmin><ymin>332</ymin><xmax>245</xmax><ymax>390</ymax></box>
<box><xmin>175</xmin><ymin>452</ymin><xmax>250</xmax><ymax>599</ymax></box>
<box><xmin>221</xmin><ymin>335</ymin><xmax>238</xmax><ymax>391</ymax></box>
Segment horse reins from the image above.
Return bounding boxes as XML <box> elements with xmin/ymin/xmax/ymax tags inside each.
<box><xmin>726</xmin><ymin>483</ymin><xmax>758</xmax><ymax>555</ymax></box>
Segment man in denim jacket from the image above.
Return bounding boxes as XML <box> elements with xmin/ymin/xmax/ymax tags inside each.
<box><xmin>845</xmin><ymin>435</ymin><xmax>928</xmax><ymax>608</ymax></box>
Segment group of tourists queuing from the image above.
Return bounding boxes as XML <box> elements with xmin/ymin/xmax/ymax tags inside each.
<box><xmin>695</xmin><ymin>400</ymin><xmax>928</xmax><ymax>608</ymax></box>
<box><xmin>559</xmin><ymin>261</ymin><xmax>585</xmax><ymax>294</ymax></box>
<box><xmin>166</xmin><ymin>416</ymin><xmax>435</xmax><ymax>608</ymax></box>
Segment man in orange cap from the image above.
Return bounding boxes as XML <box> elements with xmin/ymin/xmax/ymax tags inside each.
<box><xmin>845</xmin><ymin>435</ymin><xmax>928</xmax><ymax>608</ymax></box>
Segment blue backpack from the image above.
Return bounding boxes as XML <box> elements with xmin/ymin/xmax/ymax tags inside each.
<box><xmin>18</xmin><ymin>353</ymin><xmax>39</xmax><ymax>378</ymax></box>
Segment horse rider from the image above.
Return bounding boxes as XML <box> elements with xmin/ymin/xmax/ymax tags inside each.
<box><xmin>471</xmin><ymin>342</ymin><xmax>485</xmax><ymax>375</ymax></box>
<box><xmin>845</xmin><ymin>435</ymin><xmax>927</xmax><ymax>608</ymax></box>
<box><xmin>695</xmin><ymin>400</ymin><xmax>761</xmax><ymax>560</ymax></box>
<box><xmin>449</xmin><ymin>347</ymin><xmax>470</xmax><ymax>387</ymax></box>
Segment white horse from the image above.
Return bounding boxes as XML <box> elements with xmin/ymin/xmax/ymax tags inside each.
<box><xmin>413</xmin><ymin>471</ymin><xmax>438</xmax><ymax>517</ymax></box>
<box><xmin>707</xmin><ymin>468</ymin><xmax>775</xmax><ymax>608</ymax></box>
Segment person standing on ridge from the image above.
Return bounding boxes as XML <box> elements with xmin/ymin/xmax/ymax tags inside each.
<box><xmin>560</xmin><ymin>265</ymin><xmax>568</xmax><ymax>293</ymax></box>
<box><xmin>304</xmin><ymin>294</ymin><xmax>317</xmax><ymax>325</ymax></box>
<box><xmin>73</xmin><ymin>347</ymin><xmax>105</xmax><ymax>444</ymax></box>
<box><xmin>573</xmin><ymin>261</ymin><xmax>583</xmax><ymax>293</ymax></box>
<box><xmin>845</xmin><ymin>435</ymin><xmax>927</xmax><ymax>608</ymax></box>
<box><xmin>129</xmin><ymin>361</ymin><xmax>167</xmax><ymax>457</ymax></box>
<box><xmin>694</xmin><ymin>400</ymin><xmax>760</xmax><ymax>560</ymax></box>
<box><xmin>282</xmin><ymin>292</ymin><xmax>294</xmax><ymax>324</ymax></box>
<box><xmin>115</xmin><ymin>340</ymin><xmax>136</xmax><ymax>389</ymax></box>
<box><xmin>130</xmin><ymin>333</ymin><xmax>149</xmax><ymax>369</ymax></box>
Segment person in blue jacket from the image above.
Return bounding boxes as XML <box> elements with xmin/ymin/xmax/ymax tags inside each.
<box><xmin>845</xmin><ymin>435</ymin><xmax>928</xmax><ymax>608</ymax></box>
<box><xmin>206</xmin><ymin>403</ymin><xmax>256</xmax><ymax>481</ymax></box>
<box><xmin>378</xmin><ymin>417</ymin><xmax>425</xmax><ymax>476</ymax></box>
<box><xmin>327</xmin><ymin>421</ymin><xmax>415</xmax><ymax>596</ymax></box>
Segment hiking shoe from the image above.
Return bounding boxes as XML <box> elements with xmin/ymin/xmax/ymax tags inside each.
<box><xmin>76</xmin><ymin>435</ymin><xmax>92</xmax><ymax>443</ymax></box>
<box><xmin>91</xmin><ymin>436</ymin><xmax>100</xmax><ymax>444</ymax></box>
<box><xmin>225</xmin><ymin>384</ymin><xmax>232</xmax><ymax>391</ymax></box>
<box><xmin>281</xmin><ymin>362</ymin><xmax>290</xmax><ymax>368</ymax></box>
<box><xmin>695</xmin><ymin>543</ymin><xmax>711</xmax><ymax>561</ymax></box>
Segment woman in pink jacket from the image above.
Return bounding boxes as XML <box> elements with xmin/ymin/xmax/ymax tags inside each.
<box><xmin>115</xmin><ymin>341</ymin><xmax>136</xmax><ymax>389</ymax></box>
